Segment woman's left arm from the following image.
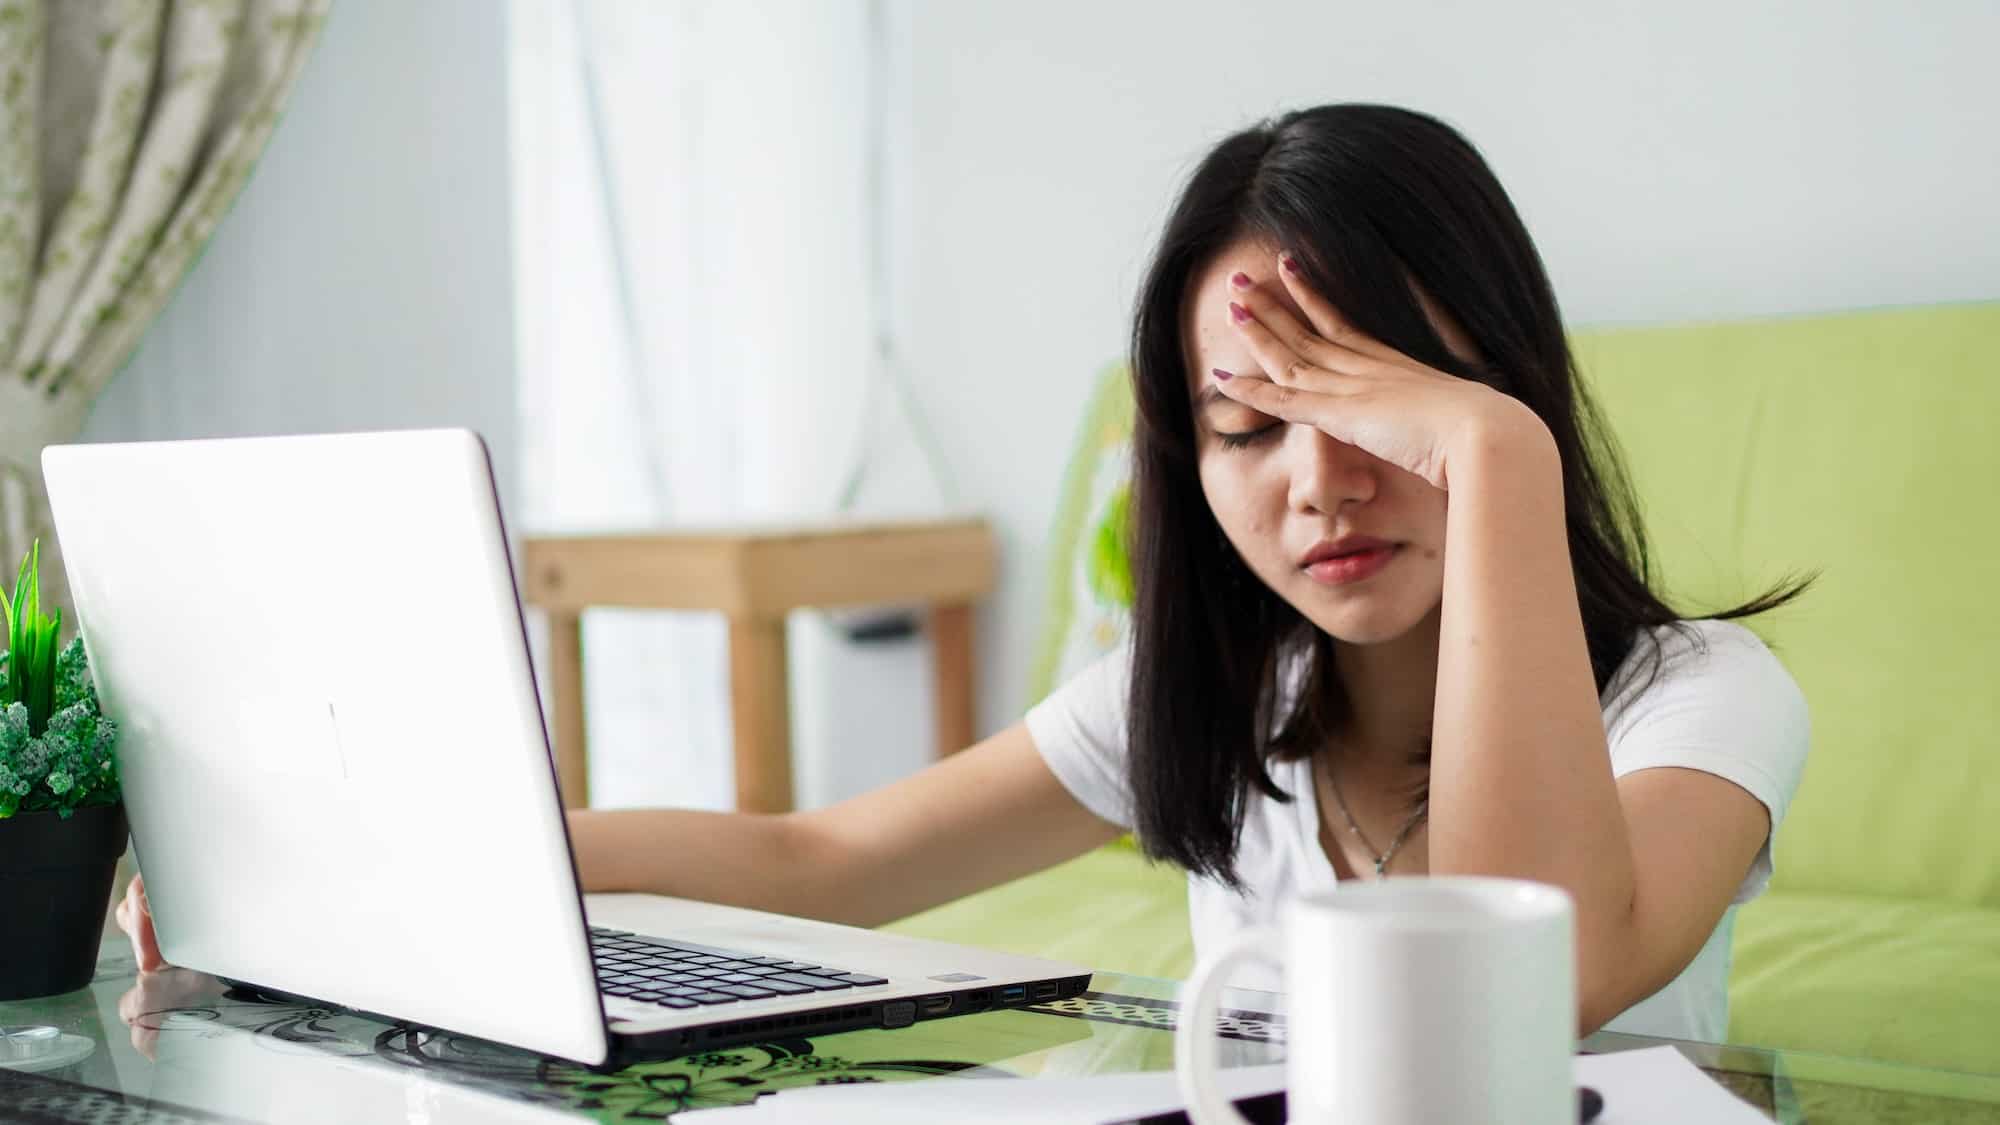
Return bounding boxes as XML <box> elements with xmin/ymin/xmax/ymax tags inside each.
<box><xmin>1429</xmin><ymin>416</ymin><xmax>1768</xmax><ymax>1034</ymax></box>
<box><xmin>1216</xmin><ymin>257</ymin><xmax>1770</xmax><ymax>1034</ymax></box>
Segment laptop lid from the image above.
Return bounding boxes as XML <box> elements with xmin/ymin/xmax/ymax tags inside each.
<box><xmin>42</xmin><ymin>429</ymin><xmax>610</xmax><ymax>1065</ymax></box>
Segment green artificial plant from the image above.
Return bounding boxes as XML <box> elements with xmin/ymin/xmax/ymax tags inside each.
<box><xmin>0</xmin><ymin>541</ymin><xmax>118</xmax><ymax>818</ymax></box>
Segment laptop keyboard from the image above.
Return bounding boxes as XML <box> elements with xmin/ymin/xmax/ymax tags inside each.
<box><xmin>589</xmin><ymin>926</ymin><xmax>889</xmax><ymax>1010</ymax></box>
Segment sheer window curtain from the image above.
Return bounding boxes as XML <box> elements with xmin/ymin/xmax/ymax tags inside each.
<box><xmin>508</xmin><ymin>0</ymin><xmax>939</xmax><ymax>811</ymax></box>
<box><xmin>0</xmin><ymin>0</ymin><xmax>327</xmax><ymax>618</ymax></box>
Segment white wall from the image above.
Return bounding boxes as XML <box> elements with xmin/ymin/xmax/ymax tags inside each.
<box><xmin>85</xmin><ymin>0</ymin><xmax>518</xmax><ymax>515</ymax></box>
<box><xmin>893</xmin><ymin>0</ymin><xmax>2000</xmax><ymax>733</ymax></box>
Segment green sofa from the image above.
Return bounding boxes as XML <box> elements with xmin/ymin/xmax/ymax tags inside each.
<box><xmin>886</xmin><ymin>301</ymin><xmax>2000</xmax><ymax>1076</ymax></box>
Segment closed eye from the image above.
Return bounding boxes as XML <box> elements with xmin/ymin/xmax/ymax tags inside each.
<box><xmin>1215</xmin><ymin>422</ymin><xmax>1281</xmax><ymax>450</ymax></box>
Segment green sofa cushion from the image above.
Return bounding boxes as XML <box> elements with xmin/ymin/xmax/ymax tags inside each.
<box><xmin>1572</xmin><ymin>301</ymin><xmax>2000</xmax><ymax>911</ymax></box>
<box><xmin>1732</xmin><ymin>891</ymin><xmax>2000</xmax><ymax>1075</ymax></box>
<box><xmin>884</xmin><ymin>845</ymin><xmax>1193</xmax><ymax>981</ymax></box>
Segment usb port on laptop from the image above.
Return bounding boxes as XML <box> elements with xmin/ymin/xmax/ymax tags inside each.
<box><xmin>1001</xmin><ymin>985</ymin><xmax>1027</xmax><ymax>1004</ymax></box>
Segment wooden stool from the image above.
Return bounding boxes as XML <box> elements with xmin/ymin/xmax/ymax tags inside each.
<box><xmin>521</xmin><ymin>517</ymin><xmax>997</xmax><ymax>812</ymax></box>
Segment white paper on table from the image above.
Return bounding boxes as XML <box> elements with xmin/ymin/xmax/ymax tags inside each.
<box><xmin>1577</xmin><ymin>1046</ymin><xmax>1771</xmax><ymax>1124</ymax></box>
<box><xmin>681</xmin><ymin>1046</ymin><xmax>1768</xmax><ymax>1124</ymax></box>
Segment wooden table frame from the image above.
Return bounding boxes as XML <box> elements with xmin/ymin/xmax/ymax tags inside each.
<box><xmin>521</xmin><ymin>518</ymin><xmax>997</xmax><ymax>813</ymax></box>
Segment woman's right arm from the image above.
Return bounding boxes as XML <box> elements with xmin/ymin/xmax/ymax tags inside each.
<box><xmin>568</xmin><ymin>720</ymin><xmax>1124</xmax><ymax>928</ymax></box>
<box><xmin>118</xmin><ymin>721</ymin><xmax>1118</xmax><ymax>968</ymax></box>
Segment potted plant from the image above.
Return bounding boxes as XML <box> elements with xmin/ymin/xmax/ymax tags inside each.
<box><xmin>0</xmin><ymin>540</ymin><xmax>124</xmax><ymax>1001</ymax></box>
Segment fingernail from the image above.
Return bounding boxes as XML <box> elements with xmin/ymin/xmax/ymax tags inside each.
<box><xmin>1281</xmin><ymin>253</ymin><xmax>1300</xmax><ymax>273</ymax></box>
<box><xmin>1212</xmin><ymin>367</ymin><xmax>1234</xmax><ymax>381</ymax></box>
<box><xmin>1229</xmin><ymin>302</ymin><xmax>1250</xmax><ymax>323</ymax></box>
<box><xmin>1229</xmin><ymin>271</ymin><xmax>1253</xmax><ymax>289</ymax></box>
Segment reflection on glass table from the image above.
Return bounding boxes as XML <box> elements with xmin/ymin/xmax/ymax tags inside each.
<box><xmin>1</xmin><ymin>940</ymin><xmax>1996</xmax><ymax>1123</ymax></box>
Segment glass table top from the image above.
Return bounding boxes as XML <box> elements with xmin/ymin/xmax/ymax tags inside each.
<box><xmin>2</xmin><ymin>939</ymin><xmax>1997</xmax><ymax>1123</ymax></box>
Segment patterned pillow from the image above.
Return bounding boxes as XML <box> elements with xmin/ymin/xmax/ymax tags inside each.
<box><xmin>1031</xmin><ymin>361</ymin><xmax>1136</xmax><ymax>703</ymax></box>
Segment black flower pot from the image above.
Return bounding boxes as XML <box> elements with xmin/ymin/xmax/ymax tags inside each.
<box><xmin>0</xmin><ymin>802</ymin><xmax>129</xmax><ymax>1001</ymax></box>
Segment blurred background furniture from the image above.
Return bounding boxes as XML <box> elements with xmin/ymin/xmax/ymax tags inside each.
<box><xmin>886</xmin><ymin>300</ymin><xmax>2000</xmax><ymax>1076</ymax></box>
<box><xmin>523</xmin><ymin>517</ymin><xmax>996</xmax><ymax>812</ymax></box>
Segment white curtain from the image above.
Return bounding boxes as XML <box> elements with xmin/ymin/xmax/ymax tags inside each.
<box><xmin>0</xmin><ymin>0</ymin><xmax>328</xmax><ymax>610</ymax></box>
<box><xmin>510</xmin><ymin>0</ymin><xmax>944</xmax><ymax>811</ymax></box>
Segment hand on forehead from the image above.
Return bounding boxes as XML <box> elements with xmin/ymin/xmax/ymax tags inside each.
<box><xmin>1183</xmin><ymin>241</ymin><xmax>1482</xmax><ymax>394</ymax></box>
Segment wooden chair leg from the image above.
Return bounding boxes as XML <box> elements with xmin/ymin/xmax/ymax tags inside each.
<box><xmin>550</xmin><ymin>611</ymin><xmax>590</xmax><ymax>808</ymax></box>
<box><xmin>932</xmin><ymin>602</ymin><xmax>976</xmax><ymax>758</ymax></box>
<box><xmin>729</xmin><ymin>615</ymin><xmax>795</xmax><ymax>813</ymax></box>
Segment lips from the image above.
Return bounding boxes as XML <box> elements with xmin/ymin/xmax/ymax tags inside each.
<box><xmin>1299</xmin><ymin>536</ymin><xmax>1395</xmax><ymax>568</ymax></box>
<box><xmin>1299</xmin><ymin>536</ymin><xmax>1399</xmax><ymax>586</ymax></box>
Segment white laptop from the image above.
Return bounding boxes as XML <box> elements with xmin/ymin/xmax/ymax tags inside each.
<box><xmin>41</xmin><ymin>429</ymin><xmax>1088</xmax><ymax>1069</ymax></box>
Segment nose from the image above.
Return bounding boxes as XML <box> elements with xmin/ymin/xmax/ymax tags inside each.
<box><xmin>1283</xmin><ymin>424</ymin><xmax>1376</xmax><ymax>515</ymax></box>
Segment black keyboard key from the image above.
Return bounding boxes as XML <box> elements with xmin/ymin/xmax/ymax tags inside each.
<box><xmin>830</xmin><ymin>973</ymin><xmax>889</xmax><ymax>987</ymax></box>
<box><xmin>630</xmin><ymin>990</ymin><xmax>666</xmax><ymax>1001</ymax></box>
<box><xmin>684</xmin><ymin>991</ymin><xmax>738</xmax><ymax>1005</ymax></box>
<box><xmin>756</xmin><ymin>979</ymin><xmax>814</xmax><ymax>996</ymax></box>
<box><xmin>713</xmin><ymin>983</ymin><xmax>777</xmax><ymax>1000</ymax></box>
<box><xmin>603</xmin><ymin>984</ymin><xmax>640</xmax><ymax>997</ymax></box>
<box><xmin>769</xmin><ymin>972</ymin><xmax>853</xmax><ymax>991</ymax></box>
<box><xmin>658</xmin><ymin>997</ymin><xmax>697</xmax><ymax>1009</ymax></box>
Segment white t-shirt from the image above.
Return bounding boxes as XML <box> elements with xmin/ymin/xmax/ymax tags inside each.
<box><xmin>1024</xmin><ymin>619</ymin><xmax>1809</xmax><ymax>1042</ymax></box>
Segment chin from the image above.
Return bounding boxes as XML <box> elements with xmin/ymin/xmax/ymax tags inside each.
<box><xmin>1313</xmin><ymin>617</ymin><xmax>1420</xmax><ymax>646</ymax></box>
<box><xmin>1294</xmin><ymin>590</ymin><xmax>1435</xmax><ymax>646</ymax></box>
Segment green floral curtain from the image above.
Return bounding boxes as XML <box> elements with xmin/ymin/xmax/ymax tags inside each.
<box><xmin>0</xmin><ymin>0</ymin><xmax>327</xmax><ymax>609</ymax></box>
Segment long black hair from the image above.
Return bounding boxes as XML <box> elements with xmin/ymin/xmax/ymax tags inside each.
<box><xmin>1125</xmin><ymin>103</ymin><xmax>1809</xmax><ymax>886</ymax></box>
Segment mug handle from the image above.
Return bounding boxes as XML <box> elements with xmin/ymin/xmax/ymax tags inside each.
<box><xmin>1174</xmin><ymin>926</ymin><xmax>1282</xmax><ymax>1125</ymax></box>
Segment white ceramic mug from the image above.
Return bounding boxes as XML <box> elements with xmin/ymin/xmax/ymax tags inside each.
<box><xmin>1174</xmin><ymin>876</ymin><xmax>1577</xmax><ymax>1125</ymax></box>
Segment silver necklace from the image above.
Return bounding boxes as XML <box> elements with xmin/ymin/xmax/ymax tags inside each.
<box><xmin>1323</xmin><ymin>763</ymin><xmax>1429</xmax><ymax>878</ymax></box>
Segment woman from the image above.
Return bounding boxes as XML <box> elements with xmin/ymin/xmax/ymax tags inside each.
<box><xmin>119</xmin><ymin>103</ymin><xmax>1808</xmax><ymax>1041</ymax></box>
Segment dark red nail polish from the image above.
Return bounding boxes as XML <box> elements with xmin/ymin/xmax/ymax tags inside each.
<box><xmin>1281</xmin><ymin>253</ymin><xmax>1300</xmax><ymax>273</ymax></box>
<box><xmin>1230</xmin><ymin>271</ymin><xmax>1252</xmax><ymax>289</ymax></box>
<box><xmin>1212</xmin><ymin>367</ymin><xmax>1233</xmax><ymax>381</ymax></box>
<box><xmin>1229</xmin><ymin>302</ymin><xmax>1250</xmax><ymax>323</ymax></box>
